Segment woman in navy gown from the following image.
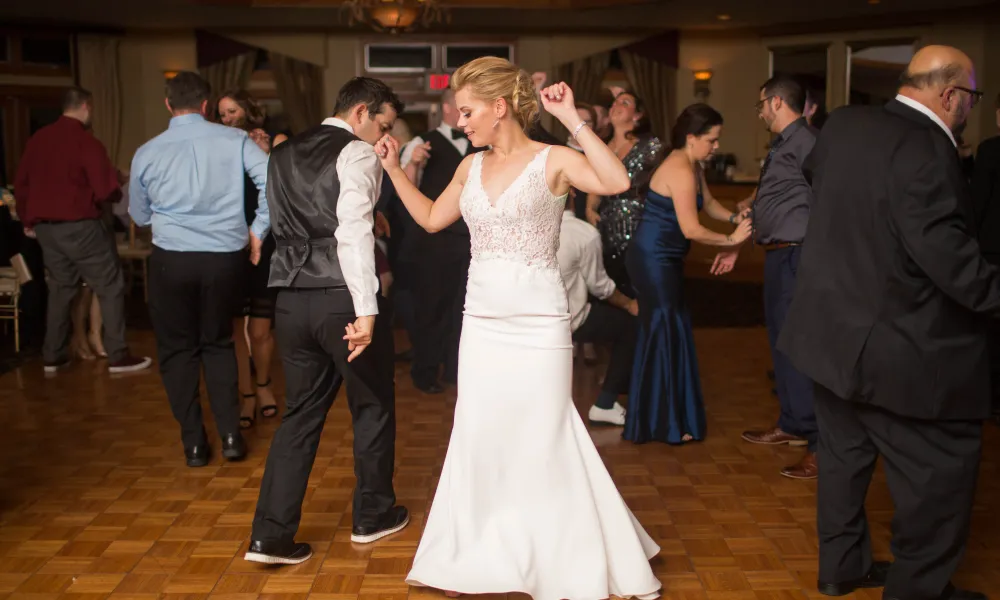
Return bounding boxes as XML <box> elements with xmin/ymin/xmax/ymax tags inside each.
<box><xmin>623</xmin><ymin>104</ymin><xmax>752</xmax><ymax>445</ymax></box>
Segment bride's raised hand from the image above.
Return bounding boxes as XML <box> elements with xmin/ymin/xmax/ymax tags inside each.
<box><xmin>374</xmin><ymin>134</ymin><xmax>400</xmax><ymax>170</ymax></box>
<box><xmin>539</xmin><ymin>82</ymin><xmax>578</xmax><ymax>125</ymax></box>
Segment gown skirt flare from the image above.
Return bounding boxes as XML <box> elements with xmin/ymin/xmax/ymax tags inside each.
<box><xmin>623</xmin><ymin>189</ymin><xmax>707</xmax><ymax>445</ymax></box>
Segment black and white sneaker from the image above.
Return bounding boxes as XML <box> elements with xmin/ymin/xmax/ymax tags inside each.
<box><xmin>351</xmin><ymin>506</ymin><xmax>410</xmax><ymax>544</ymax></box>
<box><xmin>244</xmin><ymin>540</ymin><xmax>313</xmax><ymax>565</ymax></box>
<box><xmin>43</xmin><ymin>359</ymin><xmax>71</xmax><ymax>374</ymax></box>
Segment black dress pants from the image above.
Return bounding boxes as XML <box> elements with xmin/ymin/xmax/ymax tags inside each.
<box><xmin>572</xmin><ymin>300</ymin><xmax>637</xmax><ymax>396</ymax></box>
<box><xmin>148</xmin><ymin>247</ymin><xmax>245</xmax><ymax>448</ymax></box>
<box><xmin>814</xmin><ymin>383</ymin><xmax>982</xmax><ymax>599</ymax></box>
<box><xmin>411</xmin><ymin>251</ymin><xmax>469</xmax><ymax>388</ymax></box>
<box><xmin>251</xmin><ymin>289</ymin><xmax>396</xmax><ymax>544</ymax></box>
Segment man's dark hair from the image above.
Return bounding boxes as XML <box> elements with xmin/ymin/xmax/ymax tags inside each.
<box><xmin>62</xmin><ymin>86</ymin><xmax>93</xmax><ymax>112</ymax></box>
<box><xmin>761</xmin><ymin>74</ymin><xmax>806</xmax><ymax>115</ymax></box>
<box><xmin>995</xmin><ymin>92</ymin><xmax>1000</xmax><ymax>110</ymax></box>
<box><xmin>165</xmin><ymin>72</ymin><xmax>212</xmax><ymax>112</ymax></box>
<box><xmin>333</xmin><ymin>77</ymin><xmax>404</xmax><ymax>119</ymax></box>
<box><xmin>898</xmin><ymin>64</ymin><xmax>964</xmax><ymax>90</ymax></box>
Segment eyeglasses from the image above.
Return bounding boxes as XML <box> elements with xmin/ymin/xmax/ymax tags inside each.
<box><xmin>755</xmin><ymin>95</ymin><xmax>775</xmax><ymax>113</ymax></box>
<box><xmin>953</xmin><ymin>86</ymin><xmax>984</xmax><ymax>107</ymax></box>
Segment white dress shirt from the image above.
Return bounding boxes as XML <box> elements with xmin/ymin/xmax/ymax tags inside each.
<box><xmin>399</xmin><ymin>122</ymin><xmax>469</xmax><ymax>187</ymax></box>
<box><xmin>323</xmin><ymin>117</ymin><xmax>382</xmax><ymax>317</ymax></box>
<box><xmin>557</xmin><ymin>210</ymin><xmax>617</xmax><ymax>332</ymax></box>
<box><xmin>895</xmin><ymin>94</ymin><xmax>957</xmax><ymax>147</ymax></box>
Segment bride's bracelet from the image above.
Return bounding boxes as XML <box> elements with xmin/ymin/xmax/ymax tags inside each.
<box><xmin>572</xmin><ymin>121</ymin><xmax>589</xmax><ymax>139</ymax></box>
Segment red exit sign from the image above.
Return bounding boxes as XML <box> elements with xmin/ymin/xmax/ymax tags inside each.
<box><xmin>428</xmin><ymin>73</ymin><xmax>451</xmax><ymax>91</ymax></box>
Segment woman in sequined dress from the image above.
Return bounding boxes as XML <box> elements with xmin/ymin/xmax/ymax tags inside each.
<box><xmin>585</xmin><ymin>91</ymin><xmax>664</xmax><ymax>296</ymax></box>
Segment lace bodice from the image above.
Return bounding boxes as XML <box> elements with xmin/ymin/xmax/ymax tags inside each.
<box><xmin>460</xmin><ymin>147</ymin><xmax>567</xmax><ymax>270</ymax></box>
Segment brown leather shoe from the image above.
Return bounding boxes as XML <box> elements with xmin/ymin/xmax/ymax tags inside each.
<box><xmin>781</xmin><ymin>451</ymin><xmax>818</xmax><ymax>480</ymax></box>
<box><xmin>742</xmin><ymin>427</ymin><xmax>808</xmax><ymax>446</ymax></box>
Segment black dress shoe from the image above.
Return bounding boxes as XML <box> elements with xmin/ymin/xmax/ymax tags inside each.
<box><xmin>351</xmin><ymin>506</ymin><xmax>410</xmax><ymax>544</ymax></box>
<box><xmin>818</xmin><ymin>560</ymin><xmax>891</xmax><ymax>596</ymax></box>
<box><xmin>221</xmin><ymin>432</ymin><xmax>247</xmax><ymax>461</ymax></box>
<box><xmin>244</xmin><ymin>539</ymin><xmax>313</xmax><ymax>565</ymax></box>
<box><xmin>185</xmin><ymin>444</ymin><xmax>211</xmax><ymax>468</ymax></box>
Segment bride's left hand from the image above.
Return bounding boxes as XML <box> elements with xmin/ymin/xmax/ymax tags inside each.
<box><xmin>539</xmin><ymin>83</ymin><xmax>578</xmax><ymax>125</ymax></box>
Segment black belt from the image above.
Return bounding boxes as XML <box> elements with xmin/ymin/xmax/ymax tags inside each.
<box><xmin>275</xmin><ymin>236</ymin><xmax>336</xmax><ymax>283</ymax></box>
<box><xmin>758</xmin><ymin>241</ymin><xmax>802</xmax><ymax>251</ymax></box>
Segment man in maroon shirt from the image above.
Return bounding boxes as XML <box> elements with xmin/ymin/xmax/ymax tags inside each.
<box><xmin>15</xmin><ymin>86</ymin><xmax>151</xmax><ymax>374</ymax></box>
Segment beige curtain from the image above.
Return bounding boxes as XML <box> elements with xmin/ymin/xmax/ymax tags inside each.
<box><xmin>270</xmin><ymin>52</ymin><xmax>325</xmax><ymax>135</ymax></box>
<box><xmin>199</xmin><ymin>51</ymin><xmax>257</xmax><ymax>100</ymax></box>
<box><xmin>552</xmin><ymin>52</ymin><xmax>612</xmax><ymax>139</ymax></box>
<box><xmin>618</xmin><ymin>50</ymin><xmax>677</xmax><ymax>144</ymax></box>
<box><xmin>76</xmin><ymin>35</ymin><xmax>123</xmax><ymax>165</ymax></box>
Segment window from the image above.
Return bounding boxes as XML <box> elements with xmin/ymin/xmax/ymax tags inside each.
<box><xmin>20</xmin><ymin>36</ymin><xmax>73</xmax><ymax>68</ymax></box>
<box><xmin>0</xmin><ymin>31</ymin><xmax>74</xmax><ymax>76</ymax></box>
<box><xmin>365</xmin><ymin>44</ymin><xmax>435</xmax><ymax>72</ymax></box>
<box><xmin>0</xmin><ymin>88</ymin><xmax>64</xmax><ymax>185</ymax></box>
<box><xmin>847</xmin><ymin>40</ymin><xmax>915</xmax><ymax>106</ymax></box>
<box><xmin>443</xmin><ymin>44</ymin><xmax>513</xmax><ymax>70</ymax></box>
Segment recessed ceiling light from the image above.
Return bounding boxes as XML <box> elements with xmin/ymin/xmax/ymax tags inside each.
<box><xmin>717</xmin><ymin>14</ymin><xmax>731</xmax><ymax>20</ymax></box>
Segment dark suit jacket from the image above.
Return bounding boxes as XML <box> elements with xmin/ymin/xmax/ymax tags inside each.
<box><xmin>777</xmin><ymin>99</ymin><xmax>1000</xmax><ymax>421</ymax></box>
<box><xmin>972</xmin><ymin>135</ymin><xmax>1000</xmax><ymax>257</ymax></box>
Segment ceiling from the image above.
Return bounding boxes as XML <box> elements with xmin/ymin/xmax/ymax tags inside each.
<box><xmin>1</xmin><ymin>0</ymin><xmax>997</xmax><ymax>33</ymax></box>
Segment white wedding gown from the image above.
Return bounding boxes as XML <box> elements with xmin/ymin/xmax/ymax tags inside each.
<box><xmin>405</xmin><ymin>147</ymin><xmax>662</xmax><ymax>600</ymax></box>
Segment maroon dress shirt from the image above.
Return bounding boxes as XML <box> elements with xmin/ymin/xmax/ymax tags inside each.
<box><xmin>14</xmin><ymin>116</ymin><xmax>121</xmax><ymax>228</ymax></box>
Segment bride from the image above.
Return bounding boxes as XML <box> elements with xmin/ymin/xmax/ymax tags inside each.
<box><xmin>374</xmin><ymin>56</ymin><xmax>662</xmax><ymax>600</ymax></box>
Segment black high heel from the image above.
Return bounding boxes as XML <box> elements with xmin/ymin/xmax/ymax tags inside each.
<box><xmin>257</xmin><ymin>378</ymin><xmax>278</xmax><ymax>418</ymax></box>
<box><xmin>240</xmin><ymin>393</ymin><xmax>257</xmax><ymax>429</ymax></box>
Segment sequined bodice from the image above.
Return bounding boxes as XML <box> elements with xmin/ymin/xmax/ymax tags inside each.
<box><xmin>597</xmin><ymin>135</ymin><xmax>664</xmax><ymax>260</ymax></box>
<box><xmin>460</xmin><ymin>147</ymin><xmax>567</xmax><ymax>271</ymax></box>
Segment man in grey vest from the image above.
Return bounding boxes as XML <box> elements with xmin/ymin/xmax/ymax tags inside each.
<box><xmin>245</xmin><ymin>77</ymin><xmax>409</xmax><ymax>565</ymax></box>
<box><xmin>398</xmin><ymin>88</ymin><xmax>485</xmax><ymax>394</ymax></box>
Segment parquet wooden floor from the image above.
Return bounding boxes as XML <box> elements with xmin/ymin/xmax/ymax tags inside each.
<box><xmin>1</xmin><ymin>308</ymin><xmax>999</xmax><ymax>599</ymax></box>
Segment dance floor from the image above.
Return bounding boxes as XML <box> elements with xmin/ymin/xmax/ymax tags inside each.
<box><xmin>1</xmin><ymin>322</ymin><xmax>999</xmax><ymax>599</ymax></box>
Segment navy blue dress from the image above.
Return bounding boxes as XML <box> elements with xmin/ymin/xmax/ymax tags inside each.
<box><xmin>622</xmin><ymin>188</ymin><xmax>707</xmax><ymax>444</ymax></box>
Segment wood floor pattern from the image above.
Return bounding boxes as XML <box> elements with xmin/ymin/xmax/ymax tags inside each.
<box><xmin>1</xmin><ymin>326</ymin><xmax>998</xmax><ymax>600</ymax></box>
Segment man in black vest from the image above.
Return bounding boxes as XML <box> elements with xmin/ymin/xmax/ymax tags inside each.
<box><xmin>245</xmin><ymin>77</ymin><xmax>409</xmax><ymax>565</ymax></box>
<box><xmin>399</xmin><ymin>88</ymin><xmax>485</xmax><ymax>394</ymax></box>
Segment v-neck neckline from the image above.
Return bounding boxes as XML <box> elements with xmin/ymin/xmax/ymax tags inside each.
<box><xmin>479</xmin><ymin>148</ymin><xmax>547</xmax><ymax>209</ymax></box>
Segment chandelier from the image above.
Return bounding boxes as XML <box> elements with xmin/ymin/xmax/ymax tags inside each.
<box><xmin>341</xmin><ymin>0</ymin><xmax>450</xmax><ymax>34</ymax></box>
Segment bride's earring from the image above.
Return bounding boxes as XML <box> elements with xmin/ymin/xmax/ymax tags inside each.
<box><xmin>493</xmin><ymin>118</ymin><xmax>500</xmax><ymax>128</ymax></box>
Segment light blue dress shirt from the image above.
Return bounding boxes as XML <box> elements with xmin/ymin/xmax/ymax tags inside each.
<box><xmin>129</xmin><ymin>113</ymin><xmax>269</xmax><ymax>252</ymax></box>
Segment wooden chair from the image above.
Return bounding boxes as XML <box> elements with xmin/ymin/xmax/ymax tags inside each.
<box><xmin>117</xmin><ymin>219</ymin><xmax>152</xmax><ymax>303</ymax></box>
<box><xmin>0</xmin><ymin>254</ymin><xmax>32</xmax><ymax>353</ymax></box>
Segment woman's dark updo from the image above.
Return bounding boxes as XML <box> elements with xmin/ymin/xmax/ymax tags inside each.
<box><xmin>670</xmin><ymin>103</ymin><xmax>723</xmax><ymax>150</ymax></box>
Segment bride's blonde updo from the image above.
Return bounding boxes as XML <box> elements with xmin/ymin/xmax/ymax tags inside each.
<box><xmin>451</xmin><ymin>56</ymin><xmax>539</xmax><ymax>131</ymax></box>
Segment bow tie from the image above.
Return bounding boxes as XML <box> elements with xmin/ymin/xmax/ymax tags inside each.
<box><xmin>451</xmin><ymin>129</ymin><xmax>467</xmax><ymax>140</ymax></box>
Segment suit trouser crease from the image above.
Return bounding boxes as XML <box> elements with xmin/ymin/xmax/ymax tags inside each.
<box><xmin>573</xmin><ymin>300</ymin><xmax>638</xmax><ymax>395</ymax></box>
<box><xmin>35</xmin><ymin>219</ymin><xmax>129</xmax><ymax>363</ymax></box>
<box><xmin>148</xmin><ymin>247</ymin><xmax>243</xmax><ymax>448</ymax></box>
<box><xmin>411</xmin><ymin>251</ymin><xmax>469</xmax><ymax>387</ymax></box>
<box><xmin>252</xmin><ymin>289</ymin><xmax>397</xmax><ymax>543</ymax></box>
<box><xmin>814</xmin><ymin>384</ymin><xmax>982</xmax><ymax>598</ymax></box>
<box><xmin>763</xmin><ymin>246</ymin><xmax>817</xmax><ymax>448</ymax></box>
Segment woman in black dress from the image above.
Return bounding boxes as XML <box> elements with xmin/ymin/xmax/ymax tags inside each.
<box><xmin>216</xmin><ymin>89</ymin><xmax>289</xmax><ymax>428</ymax></box>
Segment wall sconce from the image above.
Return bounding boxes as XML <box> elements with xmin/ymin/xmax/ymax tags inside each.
<box><xmin>163</xmin><ymin>71</ymin><xmax>179</xmax><ymax>80</ymax></box>
<box><xmin>693</xmin><ymin>70</ymin><xmax>713</xmax><ymax>100</ymax></box>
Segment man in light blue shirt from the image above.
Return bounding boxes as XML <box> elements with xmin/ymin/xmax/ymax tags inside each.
<box><xmin>130</xmin><ymin>93</ymin><xmax>269</xmax><ymax>253</ymax></box>
<box><xmin>129</xmin><ymin>71</ymin><xmax>267</xmax><ymax>467</ymax></box>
